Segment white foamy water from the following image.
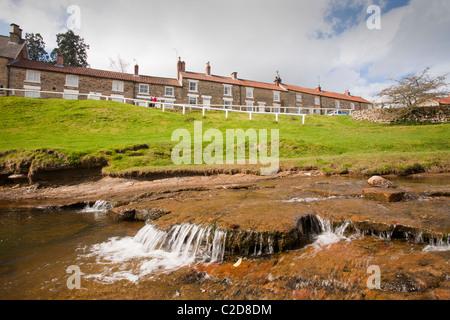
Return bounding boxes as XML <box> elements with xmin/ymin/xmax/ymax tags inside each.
<box><xmin>306</xmin><ymin>216</ymin><xmax>351</xmax><ymax>251</ymax></box>
<box><xmin>82</xmin><ymin>223</ymin><xmax>227</xmax><ymax>283</ymax></box>
<box><xmin>282</xmin><ymin>196</ymin><xmax>345</xmax><ymax>203</ymax></box>
<box><xmin>81</xmin><ymin>200</ymin><xmax>111</xmax><ymax>213</ymax></box>
<box><xmin>423</xmin><ymin>237</ymin><xmax>450</xmax><ymax>252</ymax></box>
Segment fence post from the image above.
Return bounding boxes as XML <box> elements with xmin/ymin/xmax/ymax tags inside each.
<box><xmin>302</xmin><ymin>115</ymin><xmax>306</xmax><ymax>125</ymax></box>
<box><xmin>162</xmin><ymin>104</ymin><xmax>165</xmax><ymax>112</ymax></box>
<box><xmin>225</xmin><ymin>110</ymin><xmax>229</xmax><ymax>119</ymax></box>
<box><xmin>183</xmin><ymin>106</ymin><xmax>186</xmax><ymax>115</ymax></box>
<box><xmin>202</xmin><ymin>107</ymin><xmax>205</xmax><ymax>117</ymax></box>
<box><xmin>276</xmin><ymin>113</ymin><xmax>279</xmax><ymax>122</ymax></box>
<box><xmin>249</xmin><ymin>112</ymin><xmax>252</xmax><ymax>120</ymax></box>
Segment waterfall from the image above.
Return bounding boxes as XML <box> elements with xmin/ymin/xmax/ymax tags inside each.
<box><xmin>134</xmin><ymin>223</ymin><xmax>227</xmax><ymax>263</ymax></box>
<box><xmin>84</xmin><ymin>223</ymin><xmax>228</xmax><ymax>283</ymax></box>
<box><xmin>81</xmin><ymin>200</ymin><xmax>111</xmax><ymax>213</ymax></box>
<box><xmin>306</xmin><ymin>215</ymin><xmax>351</xmax><ymax>250</ymax></box>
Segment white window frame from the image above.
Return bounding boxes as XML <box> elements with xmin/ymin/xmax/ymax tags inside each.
<box><xmin>189</xmin><ymin>80</ymin><xmax>198</xmax><ymax>92</ymax></box>
<box><xmin>88</xmin><ymin>92</ymin><xmax>102</xmax><ymax>100</ymax></box>
<box><xmin>257</xmin><ymin>102</ymin><xmax>266</xmax><ymax>113</ymax></box>
<box><xmin>138</xmin><ymin>84</ymin><xmax>149</xmax><ymax>95</ymax></box>
<box><xmin>112</xmin><ymin>80</ymin><xmax>124</xmax><ymax>92</ymax></box>
<box><xmin>223</xmin><ymin>84</ymin><xmax>232</xmax><ymax>96</ymax></box>
<box><xmin>315</xmin><ymin>96</ymin><xmax>320</xmax><ymax>106</ymax></box>
<box><xmin>246</xmin><ymin>101</ymin><xmax>254</xmax><ymax>112</ymax></box>
<box><xmin>246</xmin><ymin>88</ymin><xmax>254</xmax><ymax>99</ymax></box>
<box><xmin>223</xmin><ymin>98</ymin><xmax>233</xmax><ymax>109</ymax></box>
<box><xmin>188</xmin><ymin>94</ymin><xmax>199</xmax><ymax>106</ymax></box>
<box><xmin>273</xmin><ymin>91</ymin><xmax>280</xmax><ymax>102</ymax></box>
<box><xmin>65</xmin><ymin>75</ymin><xmax>79</xmax><ymax>87</ymax></box>
<box><xmin>110</xmin><ymin>94</ymin><xmax>125</xmax><ymax>103</ymax></box>
<box><xmin>273</xmin><ymin>103</ymin><xmax>281</xmax><ymax>113</ymax></box>
<box><xmin>25</xmin><ymin>70</ymin><xmax>41</xmax><ymax>83</ymax></box>
<box><xmin>165</xmin><ymin>86</ymin><xmax>174</xmax><ymax>97</ymax></box>
<box><xmin>296</xmin><ymin>94</ymin><xmax>302</xmax><ymax>103</ymax></box>
<box><xmin>64</xmin><ymin>89</ymin><xmax>79</xmax><ymax>100</ymax></box>
<box><xmin>335</xmin><ymin>100</ymin><xmax>340</xmax><ymax>108</ymax></box>
<box><xmin>296</xmin><ymin>106</ymin><xmax>302</xmax><ymax>114</ymax></box>
<box><xmin>23</xmin><ymin>85</ymin><xmax>41</xmax><ymax>98</ymax></box>
<box><xmin>350</xmin><ymin>102</ymin><xmax>355</xmax><ymax>110</ymax></box>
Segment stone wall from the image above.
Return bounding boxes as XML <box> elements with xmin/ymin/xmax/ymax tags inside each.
<box><xmin>352</xmin><ymin>106</ymin><xmax>450</xmax><ymax>124</ymax></box>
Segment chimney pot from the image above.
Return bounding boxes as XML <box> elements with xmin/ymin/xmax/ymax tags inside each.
<box><xmin>134</xmin><ymin>64</ymin><xmax>139</xmax><ymax>76</ymax></box>
<box><xmin>206</xmin><ymin>62</ymin><xmax>211</xmax><ymax>76</ymax></box>
<box><xmin>316</xmin><ymin>85</ymin><xmax>322</xmax><ymax>92</ymax></box>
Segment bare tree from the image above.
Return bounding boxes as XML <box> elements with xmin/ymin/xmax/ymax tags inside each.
<box><xmin>378</xmin><ymin>67</ymin><xmax>448</xmax><ymax>108</ymax></box>
<box><xmin>109</xmin><ymin>54</ymin><xmax>130</xmax><ymax>73</ymax></box>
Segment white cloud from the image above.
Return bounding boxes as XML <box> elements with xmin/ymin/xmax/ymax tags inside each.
<box><xmin>0</xmin><ymin>0</ymin><xmax>448</xmax><ymax>101</ymax></box>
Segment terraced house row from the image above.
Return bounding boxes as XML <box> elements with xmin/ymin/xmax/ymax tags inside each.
<box><xmin>0</xmin><ymin>24</ymin><xmax>373</xmax><ymax>114</ymax></box>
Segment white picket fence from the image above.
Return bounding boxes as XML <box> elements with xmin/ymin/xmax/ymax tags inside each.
<box><xmin>0</xmin><ymin>87</ymin><xmax>360</xmax><ymax>124</ymax></box>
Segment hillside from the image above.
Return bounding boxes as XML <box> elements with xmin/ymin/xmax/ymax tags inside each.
<box><xmin>0</xmin><ymin>97</ymin><xmax>449</xmax><ymax>181</ymax></box>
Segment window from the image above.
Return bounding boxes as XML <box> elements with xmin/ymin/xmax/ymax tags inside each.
<box><xmin>64</xmin><ymin>89</ymin><xmax>79</xmax><ymax>100</ymax></box>
<box><xmin>88</xmin><ymin>92</ymin><xmax>102</xmax><ymax>100</ymax></box>
<box><xmin>23</xmin><ymin>85</ymin><xmax>40</xmax><ymax>98</ymax></box>
<box><xmin>315</xmin><ymin>96</ymin><xmax>320</xmax><ymax>106</ymax></box>
<box><xmin>189</xmin><ymin>96</ymin><xmax>198</xmax><ymax>105</ymax></box>
<box><xmin>296</xmin><ymin>106</ymin><xmax>302</xmax><ymax>114</ymax></box>
<box><xmin>246</xmin><ymin>101</ymin><xmax>254</xmax><ymax>112</ymax></box>
<box><xmin>350</xmin><ymin>103</ymin><xmax>355</xmax><ymax>110</ymax></box>
<box><xmin>335</xmin><ymin>100</ymin><xmax>340</xmax><ymax>108</ymax></box>
<box><xmin>224</xmin><ymin>99</ymin><xmax>233</xmax><ymax>109</ymax></box>
<box><xmin>246</xmin><ymin>88</ymin><xmax>254</xmax><ymax>99</ymax></box>
<box><xmin>273</xmin><ymin>91</ymin><xmax>280</xmax><ymax>102</ymax></box>
<box><xmin>25</xmin><ymin>70</ymin><xmax>41</xmax><ymax>83</ymax></box>
<box><xmin>189</xmin><ymin>81</ymin><xmax>198</xmax><ymax>92</ymax></box>
<box><xmin>273</xmin><ymin>104</ymin><xmax>281</xmax><ymax>113</ymax></box>
<box><xmin>110</xmin><ymin>94</ymin><xmax>125</xmax><ymax>103</ymax></box>
<box><xmin>224</xmin><ymin>85</ymin><xmax>232</xmax><ymax>96</ymax></box>
<box><xmin>112</xmin><ymin>80</ymin><xmax>124</xmax><ymax>92</ymax></box>
<box><xmin>65</xmin><ymin>75</ymin><xmax>79</xmax><ymax>87</ymax></box>
<box><xmin>139</xmin><ymin>84</ymin><xmax>149</xmax><ymax>95</ymax></box>
<box><xmin>296</xmin><ymin>94</ymin><xmax>302</xmax><ymax>103</ymax></box>
<box><xmin>165</xmin><ymin>87</ymin><xmax>174</xmax><ymax>97</ymax></box>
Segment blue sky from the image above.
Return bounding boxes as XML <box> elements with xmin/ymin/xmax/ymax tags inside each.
<box><xmin>0</xmin><ymin>0</ymin><xmax>448</xmax><ymax>101</ymax></box>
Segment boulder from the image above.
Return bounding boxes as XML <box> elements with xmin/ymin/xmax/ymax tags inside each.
<box><xmin>367</xmin><ymin>176</ymin><xmax>397</xmax><ymax>189</ymax></box>
<box><xmin>363</xmin><ymin>188</ymin><xmax>405</xmax><ymax>202</ymax></box>
<box><xmin>108</xmin><ymin>207</ymin><xmax>136</xmax><ymax>221</ymax></box>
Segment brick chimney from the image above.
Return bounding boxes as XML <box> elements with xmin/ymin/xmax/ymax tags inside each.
<box><xmin>177</xmin><ymin>57</ymin><xmax>186</xmax><ymax>80</ymax></box>
<box><xmin>9</xmin><ymin>23</ymin><xmax>22</xmax><ymax>44</ymax></box>
<box><xmin>315</xmin><ymin>85</ymin><xmax>322</xmax><ymax>92</ymax></box>
<box><xmin>56</xmin><ymin>54</ymin><xmax>64</xmax><ymax>66</ymax></box>
<box><xmin>231</xmin><ymin>72</ymin><xmax>238</xmax><ymax>80</ymax></box>
<box><xmin>134</xmin><ymin>64</ymin><xmax>139</xmax><ymax>76</ymax></box>
<box><xmin>206</xmin><ymin>62</ymin><xmax>211</xmax><ymax>76</ymax></box>
<box><xmin>344</xmin><ymin>90</ymin><xmax>351</xmax><ymax>96</ymax></box>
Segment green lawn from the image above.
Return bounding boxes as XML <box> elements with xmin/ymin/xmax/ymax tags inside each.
<box><xmin>0</xmin><ymin>97</ymin><xmax>449</xmax><ymax>176</ymax></box>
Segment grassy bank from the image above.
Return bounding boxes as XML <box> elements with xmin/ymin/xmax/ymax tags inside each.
<box><xmin>0</xmin><ymin>97</ymin><xmax>449</xmax><ymax>177</ymax></box>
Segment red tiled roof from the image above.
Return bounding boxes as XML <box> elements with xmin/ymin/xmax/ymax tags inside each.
<box><xmin>8</xmin><ymin>59</ymin><xmax>181</xmax><ymax>87</ymax></box>
<box><xmin>436</xmin><ymin>97</ymin><xmax>450</xmax><ymax>105</ymax></box>
<box><xmin>180</xmin><ymin>71</ymin><xmax>286</xmax><ymax>91</ymax></box>
<box><xmin>283</xmin><ymin>83</ymin><xmax>372</xmax><ymax>104</ymax></box>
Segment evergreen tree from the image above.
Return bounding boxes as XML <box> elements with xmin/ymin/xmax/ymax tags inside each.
<box><xmin>51</xmin><ymin>30</ymin><xmax>90</xmax><ymax>67</ymax></box>
<box><xmin>25</xmin><ymin>33</ymin><xmax>50</xmax><ymax>62</ymax></box>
